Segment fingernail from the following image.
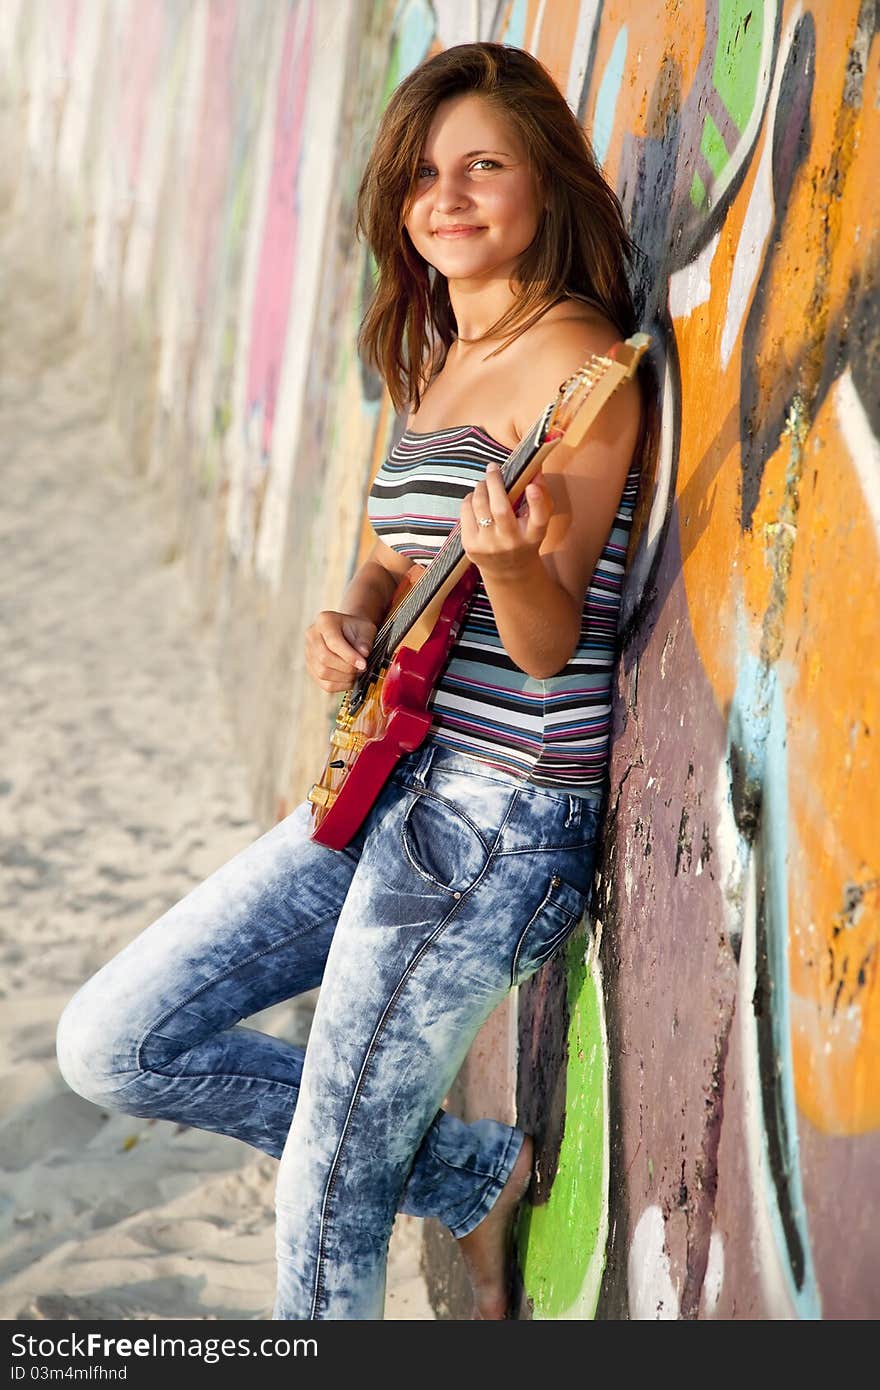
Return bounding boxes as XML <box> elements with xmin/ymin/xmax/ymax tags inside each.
<box><xmin>356</xmin><ymin>659</ymin><xmax>366</xmax><ymax>670</ymax></box>
<box><xmin>486</xmin><ymin>460</ymin><xmax>499</xmax><ymax>472</ymax></box>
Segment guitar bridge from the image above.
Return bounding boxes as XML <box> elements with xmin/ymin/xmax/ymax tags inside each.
<box><xmin>329</xmin><ymin>728</ymin><xmax>368</xmax><ymax>753</ymax></box>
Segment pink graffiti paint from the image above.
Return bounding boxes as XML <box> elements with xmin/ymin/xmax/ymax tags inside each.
<box><xmin>188</xmin><ymin>0</ymin><xmax>238</xmax><ymax>316</ymax></box>
<box><xmin>118</xmin><ymin>0</ymin><xmax>165</xmax><ymax>191</ymax></box>
<box><xmin>61</xmin><ymin>0</ymin><xmax>80</xmax><ymax>67</ymax></box>
<box><xmin>246</xmin><ymin>0</ymin><xmax>315</xmax><ymax>461</ymax></box>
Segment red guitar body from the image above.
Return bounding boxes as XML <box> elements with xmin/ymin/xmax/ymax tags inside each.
<box><xmin>308</xmin><ymin>569</ymin><xmax>479</xmax><ymax>848</ymax></box>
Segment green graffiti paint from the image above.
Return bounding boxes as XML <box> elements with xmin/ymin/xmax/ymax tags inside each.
<box><xmin>382</xmin><ymin>0</ymin><xmax>435</xmax><ymax>104</ymax></box>
<box><xmin>690</xmin><ymin>0</ymin><xmax>767</xmax><ymax>208</ymax></box>
<box><xmin>382</xmin><ymin>43</ymin><xmax>403</xmax><ymax>105</ymax></box>
<box><xmin>518</xmin><ymin>927</ymin><xmax>609</xmax><ymax>1319</ymax></box>
<box><xmin>714</xmin><ymin>0</ymin><xmax>765</xmax><ymax>134</ymax></box>
<box><xmin>700</xmin><ymin>112</ymin><xmax>729</xmax><ymax>181</ymax></box>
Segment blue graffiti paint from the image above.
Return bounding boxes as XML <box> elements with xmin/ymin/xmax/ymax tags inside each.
<box><xmin>498</xmin><ymin>0</ymin><xmax>529</xmax><ymax>50</ymax></box>
<box><xmin>592</xmin><ymin>27</ymin><xmax>627</xmax><ymax>167</ymax></box>
<box><xmin>394</xmin><ymin>0</ymin><xmax>436</xmax><ymax>76</ymax></box>
<box><xmin>727</xmin><ymin>638</ymin><xmax>821</xmax><ymax>1319</ymax></box>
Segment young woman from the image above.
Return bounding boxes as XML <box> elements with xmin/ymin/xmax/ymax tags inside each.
<box><xmin>56</xmin><ymin>42</ymin><xmax>645</xmax><ymax>1321</ymax></box>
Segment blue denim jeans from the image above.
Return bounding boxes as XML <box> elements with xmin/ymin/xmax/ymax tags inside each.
<box><xmin>56</xmin><ymin>739</ymin><xmax>604</xmax><ymax>1319</ymax></box>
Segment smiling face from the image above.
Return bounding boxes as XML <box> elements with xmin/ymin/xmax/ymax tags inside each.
<box><xmin>403</xmin><ymin>92</ymin><xmax>544</xmax><ymax>289</ymax></box>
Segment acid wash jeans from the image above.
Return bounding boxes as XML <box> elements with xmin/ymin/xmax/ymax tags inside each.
<box><xmin>56</xmin><ymin>739</ymin><xmax>604</xmax><ymax>1320</ymax></box>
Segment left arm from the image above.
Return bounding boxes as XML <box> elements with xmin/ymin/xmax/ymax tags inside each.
<box><xmin>461</xmin><ymin>346</ymin><xmax>643</xmax><ymax>680</ymax></box>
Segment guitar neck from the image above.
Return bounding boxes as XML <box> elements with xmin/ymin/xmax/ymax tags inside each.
<box><xmin>381</xmin><ymin>409</ymin><xmax>552</xmax><ymax>654</ymax></box>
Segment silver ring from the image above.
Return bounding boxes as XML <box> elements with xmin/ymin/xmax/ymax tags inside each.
<box><xmin>477</xmin><ymin>515</ymin><xmax>493</xmax><ymax>528</ymax></box>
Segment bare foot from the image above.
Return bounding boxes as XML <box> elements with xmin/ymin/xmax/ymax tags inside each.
<box><xmin>456</xmin><ymin>1132</ymin><xmax>534</xmax><ymax>1319</ymax></box>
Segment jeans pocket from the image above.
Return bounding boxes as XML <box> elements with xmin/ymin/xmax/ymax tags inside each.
<box><xmin>510</xmin><ymin>874</ymin><xmax>588</xmax><ymax>986</ymax></box>
<box><xmin>401</xmin><ymin>789</ymin><xmax>490</xmax><ymax>893</ymax></box>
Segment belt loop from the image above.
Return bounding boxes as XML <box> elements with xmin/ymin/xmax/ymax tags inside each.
<box><xmin>412</xmin><ymin>740</ymin><xmax>435</xmax><ymax>789</ymax></box>
<box><xmin>565</xmin><ymin>794</ymin><xmax>579</xmax><ymax>828</ymax></box>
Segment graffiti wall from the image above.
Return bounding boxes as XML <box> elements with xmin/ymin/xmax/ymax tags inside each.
<box><xmin>2</xmin><ymin>0</ymin><xmax>875</xmax><ymax>1318</ymax></box>
<box><xmin>495</xmin><ymin>0</ymin><xmax>879</xmax><ymax>1322</ymax></box>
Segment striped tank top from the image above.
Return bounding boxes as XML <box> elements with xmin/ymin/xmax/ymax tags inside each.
<box><xmin>367</xmin><ymin>423</ymin><xmax>641</xmax><ymax>795</ymax></box>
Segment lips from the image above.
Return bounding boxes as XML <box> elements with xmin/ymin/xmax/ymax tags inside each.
<box><xmin>433</xmin><ymin>226</ymin><xmax>486</xmax><ymax>237</ymax></box>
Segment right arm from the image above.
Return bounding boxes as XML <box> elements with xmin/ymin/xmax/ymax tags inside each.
<box><xmin>305</xmin><ymin>538</ymin><xmax>414</xmax><ymax>693</ymax></box>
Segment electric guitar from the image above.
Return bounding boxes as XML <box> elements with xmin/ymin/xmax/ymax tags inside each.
<box><xmin>308</xmin><ymin>332</ymin><xmax>651</xmax><ymax>848</ymax></box>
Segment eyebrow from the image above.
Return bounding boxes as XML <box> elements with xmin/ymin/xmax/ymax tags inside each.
<box><xmin>419</xmin><ymin>149</ymin><xmax>513</xmax><ymax>160</ymax></box>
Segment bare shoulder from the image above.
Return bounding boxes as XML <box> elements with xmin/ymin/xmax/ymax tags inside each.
<box><xmin>511</xmin><ymin>308</ymin><xmax>642</xmax><ymax>439</ymax></box>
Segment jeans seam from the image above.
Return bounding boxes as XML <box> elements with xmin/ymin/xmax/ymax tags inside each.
<box><xmin>400</xmin><ymin>788</ymin><xmax>491</xmax><ymax>892</ymax></box>
<box><xmin>400</xmin><ymin>819</ymin><xmax>455</xmax><ymax>891</ymax></box>
<box><xmin>145</xmin><ymin>1070</ymin><xmax>300</xmax><ymax>1086</ymax></box>
<box><xmin>66</xmin><ymin>1063</ymin><xmax>298</xmax><ymax>1105</ymax></box>
<box><xmin>511</xmin><ymin>896</ymin><xmax>579</xmax><ymax>989</ymax></box>
<box><xmin>497</xmin><ymin>840</ymin><xmax>596</xmax><ymax>857</ymax></box>
<box><xmin>452</xmin><ymin>1128</ymin><xmax>523</xmax><ymax>1236</ymax></box>
<box><xmin>134</xmin><ymin>910</ymin><xmax>341</xmax><ymax>1073</ymax></box>
<box><xmin>426</xmin><ymin>760</ymin><xmax>603</xmax><ymax>806</ymax></box>
<box><xmin>428</xmin><ymin>1149</ymin><xmax>499</xmax><ymax>1180</ymax></box>
<box><xmin>406</xmin><ymin>787</ymin><xmax>491</xmax><ymax>850</ymax></box>
<box><xmin>309</xmin><ymin>903</ymin><xmax>461</xmax><ymax>1316</ymax></box>
<box><xmin>310</xmin><ymin>792</ymin><xmax>520</xmax><ymax>1317</ymax></box>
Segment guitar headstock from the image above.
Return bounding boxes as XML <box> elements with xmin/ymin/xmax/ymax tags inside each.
<box><xmin>545</xmin><ymin>331</ymin><xmax>651</xmax><ymax>441</ymax></box>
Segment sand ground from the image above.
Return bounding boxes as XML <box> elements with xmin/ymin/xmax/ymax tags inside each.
<box><xmin>0</xmin><ymin>203</ymin><xmax>433</xmax><ymax>1321</ymax></box>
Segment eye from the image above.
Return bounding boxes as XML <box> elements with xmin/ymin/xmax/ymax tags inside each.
<box><xmin>415</xmin><ymin>164</ymin><xmax>435</xmax><ymax>180</ymax></box>
<box><xmin>471</xmin><ymin>158</ymin><xmax>501</xmax><ymax>171</ymax></box>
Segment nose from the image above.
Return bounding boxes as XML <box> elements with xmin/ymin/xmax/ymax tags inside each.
<box><xmin>432</xmin><ymin>169</ymin><xmax>471</xmax><ymax>214</ymax></box>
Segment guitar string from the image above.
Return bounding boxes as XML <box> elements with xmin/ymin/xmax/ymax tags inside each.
<box><xmin>377</xmin><ymin>406</ymin><xmax>550</xmax><ymax>648</ymax></box>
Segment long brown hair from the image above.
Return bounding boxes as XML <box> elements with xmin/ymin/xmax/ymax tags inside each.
<box><xmin>356</xmin><ymin>42</ymin><xmax>638</xmax><ymax>412</ymax></box>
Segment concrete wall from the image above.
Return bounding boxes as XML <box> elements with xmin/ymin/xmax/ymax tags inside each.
<box><xmin>3</xmin><ymin>0</ymin><xmax>876</xmax><ymax>1319</ymax></box>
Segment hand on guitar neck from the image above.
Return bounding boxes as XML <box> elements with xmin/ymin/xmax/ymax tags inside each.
<box><xmin>304</xmin><ymin>550</ymin><xmax>416</xmax><ymax>696</ymax></box>
<box><xmin>304</xmin><ymin>611</ymin><xmax>376</xmax><ymax>695</ymax></box>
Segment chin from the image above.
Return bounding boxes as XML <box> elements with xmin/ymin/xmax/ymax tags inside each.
<box><xmin>415</xmin><ymin>234</ymin><xmax>535</xmax><ymax>282</ymax></box>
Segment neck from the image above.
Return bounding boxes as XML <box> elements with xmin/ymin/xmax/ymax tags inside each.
<box><xmin>448</xmin><ymin>272</ymin><xmax>522</xmax><ymax>345</ymax></box>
